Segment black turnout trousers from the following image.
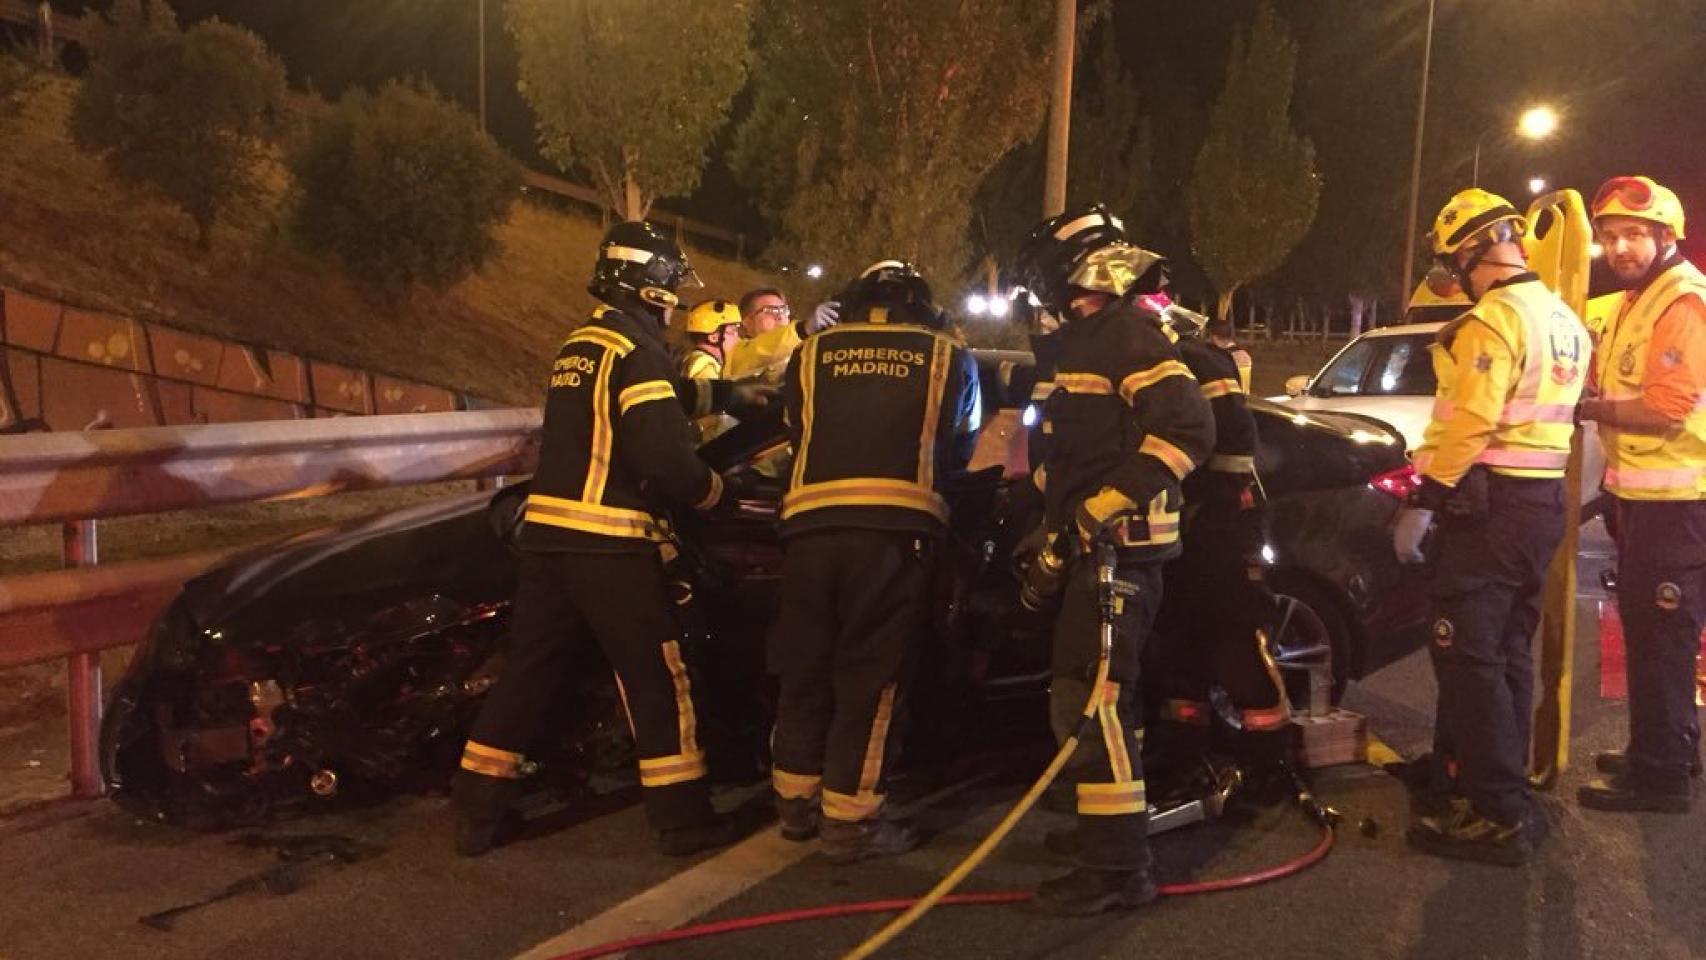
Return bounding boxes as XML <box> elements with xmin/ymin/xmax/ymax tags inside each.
<box><xmin>466</xmin><ymin>549</ymin><xmax>714</xmax><ymax>831</ymax></box>
<box><xmin>1049</xmin><ymin>554</ymin><xmax>1164</xmax><ymax>873</ymax></box>
<box><xmin>769</xmin><ymin>528</ymin><xmax>933</xmax><ymax>823</ymax></box>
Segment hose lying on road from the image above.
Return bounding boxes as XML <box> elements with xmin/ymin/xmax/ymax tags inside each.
<box><xmin>543</xmin><ymin>824</ymin><xmax>1337</xmax><ymax>960</ymax></box>
<box><xmin>545</xmin><ymin>545</ymin><xmax>1338</xmax><ymax>960</ymax></box>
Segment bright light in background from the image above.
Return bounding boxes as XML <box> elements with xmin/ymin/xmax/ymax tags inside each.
<box><xmin>964</xmin><ymin>293</ymin><xmax>989</xmax><ymax>316</ymax></box>
<box><xmin>1528</xmin><ymin>177</ymin><xmax>1547</xmax><ymax>195</ymax></box>
<box><xmin>1260</xmin><ymin>544</ymin><xmax>1276</xmax><ymax>565</ymax></box>
<box><xmin>1590</xmin><ymin>242</ymin><xmax>1604</xmax><ymax>258</ymax></box>
<box><xmin>1518</xmin><ymin>105</ymin><xmax>1559</xmax><ymax>140</ymax></box>
<box><xmin>987</xmin><ymin>296</ymin><xmax>1011</xmax><ymax>318</ymax></box>
<box><xmin>805</xmin><ymin>264</ymin><xmax>824</xmax><ymax>279</ymax></box>
<box><xmin>1022</xmin><ymin>404</ymin><xmax>1040</xmax><ymax>427</ymax></box>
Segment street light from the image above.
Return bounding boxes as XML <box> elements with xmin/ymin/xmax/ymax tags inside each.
<box><xmin>1399</xmin><ymin>0</ymin><xmax>1438</xmax><ymax>303</ymax></box>
<box><xmin>1518</xmin><ymin>105</ymin><xmax>1559</xmax><ymax>140</ymax></box>
<box><xmin>964</xmin><ymin>293</ymin><xmax>989</xmax><ymax>317</ymax></box>
<box><xmin>1471</xmin><ymin>104</ymin><xmax>1560</xmax><ymax>187</ymax></box>
<box><xmin>805</xmin><ymin>264</ymin><xmax>824</xmax><ymax>279</ymax></box>
<box><xmin>1529</xmin><ymin>177</ymin><xmax>1548</xmax><ymax>196</ymax></box>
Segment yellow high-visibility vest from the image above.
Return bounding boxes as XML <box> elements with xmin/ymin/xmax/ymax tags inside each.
<box><xmin>1417</xmin><ymin>279</ymin><xmax>1590</xmax><ymax>480</ymax></box>
<box><xmin>1595</xmin><ymin>260</ymin><xmax>1706</xmax><ymax>500</ymax></box>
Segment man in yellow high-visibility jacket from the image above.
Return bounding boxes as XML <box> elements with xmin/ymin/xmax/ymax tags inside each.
<box><xmin>1396</xmin><ymin>189</ymin><xmax>1590</xmax><ymax>865</ymax></box>
<box><xmin>1577</xmin><ymin>176</ymin><xmax>1706</xmax><ymax>813</ymax></box>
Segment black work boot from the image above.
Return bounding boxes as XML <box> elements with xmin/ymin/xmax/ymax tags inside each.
<box><xmin>1405</xmin><ymin>798</ymin><xmax>1533</xmax><ymax>866</ymax></box>
<box><xmin>1577</xmin><ymin>774</ymin><xmax>1691</xmax><ymax>814</ymax></box>
<box><xmin>1043</xmin><ymin>827</ymin><xmax>1079</xmax><ymax>861</ymax></box>
<box><xmin>776</xmin><ymin>796</ymin><xmax>821</xmax><ymax>842</ymax></box>
<box><xmin>1032</xmin><ymin>867</ymin><xmax>1160</xmax><ymax>916</ymax></box>
<box><xmin>451</xmin><ymin>771</ymin><xmax>523</xmax><ymax>858</ymax></box>
<box><xmin>656</xmin><ymin>813</ymin><xmax>746</xmax><ymax>857</ymax></box>
<box><xmin>819</xmin><ymin>817</ymin><xmax>920</xmax><ymax>864</ymax></box>
<box><xmin>1595</xmin><ymin>750</ymin><xmax>1703</xmax><ymax>779</ymax></box>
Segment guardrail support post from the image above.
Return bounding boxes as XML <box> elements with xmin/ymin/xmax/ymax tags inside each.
<box><xmin>62</xmin><ymin>518</ymin><xmax>104</xmax><ymax>798</ymax></box>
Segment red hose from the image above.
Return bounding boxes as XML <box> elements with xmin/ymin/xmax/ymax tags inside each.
<box><xmin>545</xmin><ymin>823</ymin><xmax>1335</xmax><ymax>960</ymax></box>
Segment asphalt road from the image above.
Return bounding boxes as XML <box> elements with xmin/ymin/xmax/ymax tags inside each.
<box><xmin>2</xmin><ymin>523</ymin><xmax>1702</xmax><ymax>960</ymax></box>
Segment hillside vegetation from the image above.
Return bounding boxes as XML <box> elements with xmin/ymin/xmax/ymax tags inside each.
<box><xmin>0</xmin><ymin>73</ymin><xmax>778</xmax><ymax>405</ymax></box>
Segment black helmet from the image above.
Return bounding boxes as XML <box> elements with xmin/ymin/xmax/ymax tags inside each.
<box><xmin>838</xmin><ymin>260</ymin><xmax>946</xmax><ymax>329</ymax></box>
<box><xmin>1014</xmin><ymin>204</ymin><xmax>1127</xmax><ymax>313</ymax></box>
<box><xmin>588</xmin><ymin>220</ymin><xmax>700</xmax><ymax>313</ymax></box>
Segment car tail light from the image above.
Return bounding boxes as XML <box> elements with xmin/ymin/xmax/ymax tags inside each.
<box><xmin>1369</xmin><ymin>464</ymin><xmax>1422</xmax><ymax>500</ymax></box>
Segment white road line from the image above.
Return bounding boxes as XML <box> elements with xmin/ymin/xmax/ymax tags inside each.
<box><xmin>510</xmin><ymin>773</ymin><xmax>999</xmax><ymax>960</ymax></box>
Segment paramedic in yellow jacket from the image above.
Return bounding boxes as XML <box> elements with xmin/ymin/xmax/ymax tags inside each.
<box><xmin>1576</xmin><ymin>176</ymin><xmax>1706</xmax><ymax>813</ymax></box>
<box><xmin>724</xmin><ymin>288</ymin><xmax>841</xmax><ymax>383</ymax></box>
<box><xmin>1396</xmin><ymin>189</ymin><xmax>1590</xmax><ymax>865</ymax></box>
<box><xmin>679</xmin><ymin>300</ymin><xmax>744</xmax><ymax>443</ymax></box>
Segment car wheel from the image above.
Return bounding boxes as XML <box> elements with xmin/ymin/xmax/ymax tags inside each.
<box><xmin>1266</xmin><ymin>576</ymin><xmax>1353</xmax><ymax>709</ymax></box>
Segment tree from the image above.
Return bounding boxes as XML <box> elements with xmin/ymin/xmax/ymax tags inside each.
<box><xmin>1187</xmin><ymin>2</ymin><xmax>1320</xmax><ymax>321</ymax></box>
<box><xmin>505</xmin><ymin>0</ymin><xmax>751</xmax><ymax>220</ymax></box>
<box><xmin>731</xmin><ymin>0</ymin><xmax>1053</xmax><ymax>287</ymax></box>
<box><xmin>70</xmin><ymin>1</ymin><xmax>285</xmax><ymax>249</ymax></box>
<box><xmin>289</xmin><ymin>79</ymin><xmax>519</xmax><ymax>291</ymax></box>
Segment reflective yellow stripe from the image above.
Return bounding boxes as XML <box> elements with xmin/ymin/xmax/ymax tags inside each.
<box><xmin>524</xmin><ymin>494</ymin><xmax>669</xmax><ymax>541</ymax></box>
<box><xmin>1082</xmin><ymin>485</ymin><xmax>1138</xmax><ymax>524</ymax></box>
<box><xmin>774</xmin><ymin>768</ymin><xmax>823</xmax><ymax>800</ymax></box>
<box><xmin>695</xmin><ymin>471</ymin><xmax>724</xmax><ymax>511</ymax></box>
<box><xmin>1030</xmin><ymin>380</ymin><xmax>1057</xmax><ymax>402</ymax></box>
<box><xmin>858</xmin><ymin>683</ymin><xmax>898</xmax><ymax>796</ymax></box>
<box><xmin>781</xmin><ymin>478</ymin><xmax>948</xmax><ymax>523</ymax></box>
<box><xmin>567</xmin><ymin>326</ymin><xmax>635</xmax><ymax>356</ymax></box>
<box><xmin>791</xmin><ymin>338</ymin><xmax>819</xmax><ymax>490</ymax></box>
<box><xmin>1032</xmin><ymin>464</ymin><xmax>1048</xmax><ymax>493</ymax></box>
<box><xmin>822</xmin><ymin>788</ymin><xmax>885</xmax><ymax>822</ymax></box>
<box><xmin>582</xmin><ymin>346</ymin><xmax>617</xmax><ymax>503</ymax></box>
<box><xmin>460</xmin><ymin>741</ymin><xmax>524</xmax><ymax>779</ymax></box>
<box><xmin>1140</xmin><ymin>434</ymin><xmax>1196</xmax><ymax>479</ymax></box>
<box><xmin>1120</xmin><ymin>360</ymin><xmax>1193</xmax><ymax>403</ymax></box>
<box><xmin>1076</xmin><ymin>781</ymin><xmax>1147</xmax><ymax>816</ymax></box>
<box><xmin>681</xmin><ymin>351</ymin><xmax>721</xmax><ymax>380</ymax></box>
<box><xmin>638</xmin><ymin>752</ymin><xmax>706</xmax><ymax>788</ymax></box>
<box><xmin>660</xmin><ymin>639</ymin><xmax>701</xmax><ymax>765</ymax></box>
<box><xmin>1057</xmin><ymin>372</ymin><xmax>1114</xmax><ymax>395</ymax></box>
<box><xmin>917</xmin><ymin>337</ymin><xmax>950</xmax><ymax>490</ymax></box>
<box><xmin>1199</xmin><ymin>377</ymin><xmax>1241</xmax><ymax>399</ymax></box>
<box><xmin>619</xmin><ymin>379</ymin><xmax>677</xmax><ymax>414</ymax></box>
<box><xmin>1098</xmin><ymin>682</ymin><xmax>1133</xmax><ymax>783</ymax></box>
<box><xmin>1208</xmin><ymin>453</ymin><xmax>1256</xmax><ymax>474</ymax></box>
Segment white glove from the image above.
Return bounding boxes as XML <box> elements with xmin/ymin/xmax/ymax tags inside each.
<box><xmin>1392</xmin><ymin>507</ymin><xmax>1435</xmax><ymax>565</ymax></box>
<box><xmin>805</xmin><ymin>301</ymin><xmax>840</xmax><ymax>334</ymax></box>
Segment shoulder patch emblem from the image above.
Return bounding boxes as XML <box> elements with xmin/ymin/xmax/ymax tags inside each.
<box><xmin>1474</xmin><ymin>354</ymin><xmax>1493</xmax><ymax>372</ymax></box>
<box><xmin>1432</xmin><ymin>618</ymin><xmax>1455</xmax><ymax>648</ymax></box>
<box><xmin>1619</xmin><ymin>343</ymin><xmax>1638</xmax><ymax>377</ymax></box>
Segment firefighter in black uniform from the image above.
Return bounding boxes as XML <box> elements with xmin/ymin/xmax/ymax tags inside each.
<box><xmin>1015</xmin><ymin>205</ymin><xmax>1215</xmax><ymax>915</ymax></box>
<box><xmin>452</xmin><ymin>221</ymin><xmax>742</xmax><ymax>858</ymax></box>
<box><xmin>1150</xmin><ymin>303</ymin><xmax>1291</xmax><ymax>772</ymax></box>
<box><xmin>770</xmin><ymin>261</ymin><xmax>981</xmax><ymax>863</ymax></box>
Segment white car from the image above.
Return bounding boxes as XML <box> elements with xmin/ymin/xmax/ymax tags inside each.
<box><xmin>1274</xmin><ymin>321</ymin><xmax>1606</xmax><ymax>515</ymax></box>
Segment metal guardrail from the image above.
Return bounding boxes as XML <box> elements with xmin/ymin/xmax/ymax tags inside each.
<box><xmin>518</xmin><ymin>169</ymin><xmax>746</xmax><ymax>260</ymax></box>
<box><xmin>0</xmin><ymin>408</ymin><xmax>542</xmax><ymax>797</ymax></box>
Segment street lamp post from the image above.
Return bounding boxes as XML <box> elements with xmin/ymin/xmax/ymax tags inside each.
<box><xmin>1042</xmin><ymin>0</ymin><xmax>1076</xmax><ymax>217</ymax></box>
<box><xmin>1399</xmin><ymin>0</ymin><xmax>1437</xmax><ymax>303</ymax></box>
<box><xmin>1472</xmin><ymin>104</ymin><xmax>1557</xmax><ymax>187</ymax></box>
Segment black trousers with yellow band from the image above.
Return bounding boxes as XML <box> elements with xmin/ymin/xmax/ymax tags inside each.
<box><xmin>1049</xmin><ymin>554</ymin><xmax>1163</xmax><ymax>873</ymax></box>
<box><xmin>769</xmin><ymin>528</ymin><xmax>933</xmax><ymax>823</ymax></box>
<box><xmin>460</xmin><ymin>549</ymin><xmax>715</xmax><ymax>831</ymax></box>
<box><xmin>1150</xmin><ymin>505</ymin><xmax>1290</xmax><ymax>757</ymax></box>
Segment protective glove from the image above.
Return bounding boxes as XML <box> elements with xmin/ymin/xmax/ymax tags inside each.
<box><xmin>1391</xmin><ymin>506</ymin><xmax>1435</xmax><ymax>565</ymax></box>
<box><xmin>803</xmin><ymin>301</ymin><xmax>841</xmax><ymax>335</ymax></box>
<box><xmin>724</xmin><ymin>381</ymin><xmax>779</xmax><ymax>418</ymax></box>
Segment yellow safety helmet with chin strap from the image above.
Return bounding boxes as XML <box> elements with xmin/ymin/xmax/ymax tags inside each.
<box><xmin>684</xmin><ymin>299</ymin><xmax>743</xmax><ymax>336</ymax></box>
<box><xmin>1590</xmin><ymin>175</ymin><xmax>1686</xmax><ymax>239</ymax></box>
<box><xmin>1428</xmin><ymin>188</ymin><xmax>1528</xmax><ymax>258</ymax></box>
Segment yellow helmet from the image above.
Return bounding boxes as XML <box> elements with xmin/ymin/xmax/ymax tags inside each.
<box><xmin>684</xmin><ymin>299</ymin><xmax>742</xmax><ymax>336</ymax></box>
<box><xmin>1428</xmin><ymin>188</ymin><xmax>1527</xmax><ymax>257</ymax></box>
<box><xmin>1591</xmin><ymin>175</ymin><xmax>1686</xmax><ymax>239</ymax></box>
